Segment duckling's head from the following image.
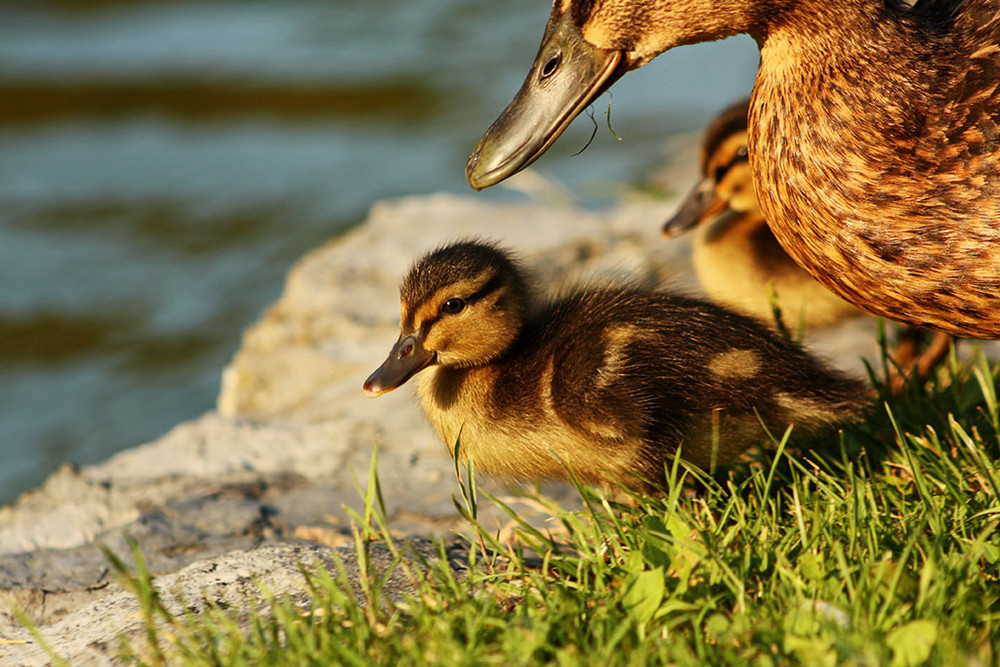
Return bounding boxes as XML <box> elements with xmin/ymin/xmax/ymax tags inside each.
<box><xmin>467</xmin><ymin>0</ymin><xmax>759</xmax><ymax>189</ymax></box>
<box><xmin>363</xmin><ymin>241</ymin><xmax>529</xmax><ymax>397</ymax></box>
<box><xmin>663</xmin><ymin>98</ymin><xmax>757</xmax><ymax>237</ymax></box>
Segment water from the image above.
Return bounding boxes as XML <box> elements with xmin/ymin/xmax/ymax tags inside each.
<box><xmin>0</xmin><ymin>0</ymin><xmax>758</xmax><ymax>504</ymax></box>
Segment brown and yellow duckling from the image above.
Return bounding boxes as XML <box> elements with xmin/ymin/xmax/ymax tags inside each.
<box><xmin>664</xmin><ymin>98</ymin><xmax>953</xmax><ymax>390</ymax></box>
<box><xmin>364</xmin><ymin>240</ymin><xmax>867</xmax><ymax>495</ymax></box>
<box><xmin>663</xmin><ymin>97</ymin><xmax>862</xmax><ymax>331</ymax></box>
<box><xmin>467</xmin><ymin>0</ymin><xmax>1000</xmax><ymax>339</ymax></box>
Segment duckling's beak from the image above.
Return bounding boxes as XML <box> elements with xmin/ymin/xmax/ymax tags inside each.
<box><xmin>662</xmin><ymin>179</ymin><xmax>730</xmax><ymax>238</ymax></box>
<box><xmin>363</xmin><ymin>334</ymin><xmax>435</xmax><ymax>398</ymax></box>
<box><xmin>466</xmin><ymin>9</ymin><xmax>625</xmax><ymax>190</ymax></box>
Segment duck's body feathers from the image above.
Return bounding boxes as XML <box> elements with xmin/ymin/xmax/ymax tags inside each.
<box><xmin>750</xmin><ymin>0</ymin><xmax>1000</xmax><ymax>333</ymax></box>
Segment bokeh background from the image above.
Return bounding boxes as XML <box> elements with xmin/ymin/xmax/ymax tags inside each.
<box><xmin>1</xmin><ymin>0</ymin><xmax>758</xmax><ymax>504</ymax></box>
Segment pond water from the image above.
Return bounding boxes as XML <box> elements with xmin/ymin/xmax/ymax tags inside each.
<box><xmin>0</xmin><ymin>0</ymin><xmax>758</xmax><ymax>504</ymax></box>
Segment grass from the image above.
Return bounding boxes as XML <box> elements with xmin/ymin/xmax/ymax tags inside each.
<box><xmin>69</xmin><ymin>347</ymin><xmax>1000</xmax><ymax>664</ymax></box>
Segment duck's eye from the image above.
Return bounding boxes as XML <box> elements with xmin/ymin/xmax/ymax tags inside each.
<box><xmin>540</xmin><ymin>54</ymin><xmax>560</xmax><ymax>78</ymax></box>
<box><xmin>441</xmin><ymin>298</ymin><xmax>466</xmax><ymax>315</ymax></box>
<box><xmin>736</xmin><ymin>146</ymin><xmax>749</xmax><ymax>159</ymax></box>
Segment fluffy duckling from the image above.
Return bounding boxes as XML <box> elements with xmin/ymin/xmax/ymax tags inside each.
<box><xmin>466</xmin><ymin>0</ymin><xmax>1000</xmax><ymax>339</ymax></box>
<box><xmin>663</xmin><ymin>98</ymin><xmax>861</xmax><ymax>331</ymax></box>
<box><xmin>364</xmin><ymin>241</ymin><xmax>867</xmax><ymax>494</ymax></box>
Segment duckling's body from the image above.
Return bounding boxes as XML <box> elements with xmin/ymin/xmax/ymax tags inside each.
<box><xmin>665</xmin><ymin>98</ymin><xmax>862</xmax><ymax>330</ymax></box>
<box><xmin>365</xmin><ymin>241</ymin><xmax>867</xmax><ymax>493</ymax></box>
<box><xmin>467</xmin><ymin>0</ymin><xmax>1000</xmax><ymax>338</ymax></box>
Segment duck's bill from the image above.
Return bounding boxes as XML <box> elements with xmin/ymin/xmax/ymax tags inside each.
<box><xmin>662</xmin><ymin>179</ymin><xmax>730</xmax><ymax>238</ymax></box>
<box><xmin>363</xmin><ymin>334</ymin><xmax>434</xmax><ymax>397</ymax></box>
<box><xmin>466</xmin><ymin>9</ymin><xmax>625</xmax><ymax>190</ymax></box>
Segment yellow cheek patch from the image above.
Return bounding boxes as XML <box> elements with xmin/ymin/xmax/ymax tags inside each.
<box><xmin>412</xmin><ymin>301</ymin><xmax>440</xmax><ymax>330</ymax></box>
<box><xmin>422</xmin><ymin>327</ymin><xmax>449</xmax><ymax>355</ymax></box>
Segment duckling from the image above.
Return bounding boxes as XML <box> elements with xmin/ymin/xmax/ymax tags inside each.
<box><xmin>662</xmin><ymin>97</ymin><xmax>862</xmax><ymax>330</ymax></box>
<box><xmin>466</xmin><ymin>0</ymin><xmax>1000</xmax><ymax>339</ymax></box>
<box><xmin>364</xmin><ymin>240</ymin><xmax>867</xmax><ymax>494</ymax></box>
<box><xmin>664</xmin><ymin>98</ymin><xmax>954</xmax><ymax>390</ymax></box>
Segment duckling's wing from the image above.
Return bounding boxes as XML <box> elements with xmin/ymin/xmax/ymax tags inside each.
<box><xmin>540</xmin><ymin>292</ymin><xmax>692</xmax><ymax>443</ymax></box>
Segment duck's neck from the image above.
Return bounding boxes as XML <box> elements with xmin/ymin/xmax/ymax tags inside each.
<box><xmin>748</xmin><ymin>0</ymin><xmax>1000</xmax><ymax>336</ymax></box>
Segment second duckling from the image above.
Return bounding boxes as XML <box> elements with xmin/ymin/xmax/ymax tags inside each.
<box><xmin>364</xmin><ymin>240</ymin><xmax>867</xmax><ymax>494</ymax></box>
<box><xmin>664</xmin><ymin>98</ymin><xmax>954</xmax><ymax>391</ymax></box>
<box><xmin>664</xmin><ymin>98</ymin><xmax>860</xmax><ymax>330</ymax></box>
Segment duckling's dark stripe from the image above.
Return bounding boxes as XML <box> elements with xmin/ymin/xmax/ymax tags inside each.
<box><xmin>420</xmin><ymin>271</ymin><xmax>506</xmax><ymax>331</ymax></box>
<box><xmin>701</xmin><ymin>98</ymin><xmax>750</xmax><ymax>172</ymax></box>
<box><xmin>714</xmin><ymin>147</ymin><xmax>749</xmax><ymax>183</ymax></box>
<box><xmin>467</xmin><ymin>271</ymin><xmax>506</xmax><ymax>305</ymax></box>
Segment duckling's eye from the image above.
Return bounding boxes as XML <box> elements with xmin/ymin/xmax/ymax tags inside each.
<box><xmin>441</xmin><ymin>298</ymin><xmax>466</xmax><ymax>315</ymax></box>
<box><xmin>735</xmin><ymin>146</ymin><xmax>748</xmax><ymax>159</ymax></box>
<box><xmin>540</xmin><ymin>54</ymin><xmax>561</xmax><ymax>79</ymax></box>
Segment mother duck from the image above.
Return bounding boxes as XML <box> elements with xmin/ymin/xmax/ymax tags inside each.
<box><xmin>466</xmin><ymin>0</ymin><xmax>1000</xmax><ymax>338</ymax></box>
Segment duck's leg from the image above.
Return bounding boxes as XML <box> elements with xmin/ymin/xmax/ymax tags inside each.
<box><xmin>912</xmin><ymin>330</ymin><xmax>954</xmax><ymax>383</ymax></box>
<box><xmin>886</xmin><ymin>328</ymin><xmax>954</xmax><ymax>394</ymax></box>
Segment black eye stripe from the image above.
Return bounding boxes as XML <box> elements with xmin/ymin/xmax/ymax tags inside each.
<box><xmin>417</xmin><ymin>273</ymin><xmax>506</xmax><ymax>332</ymax></box>
<box><xmin>713</xmin><ymin>148</ymin><xmax>750</xmax><ymax>182</ymax></box>
<box><xmin>466</xmin><ymin>272</ymin><xmax>504</xmax><ymax>305</ymax></box>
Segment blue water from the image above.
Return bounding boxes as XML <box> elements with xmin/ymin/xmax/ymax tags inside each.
<box><xmin>0</xmin><ymin>0</ymin><xmax>758</xmax><ymax>504</ymax></box>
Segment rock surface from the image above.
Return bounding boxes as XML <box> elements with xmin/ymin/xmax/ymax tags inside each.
<box><xmin>7</xmin><ymin>540</ymin><xmax>464</xmax><ymax>666</ymax></box>
<box><xmin>0</xmin><ymin>189</ymin><xmax>891</xmax><ymax>664</ymax></box>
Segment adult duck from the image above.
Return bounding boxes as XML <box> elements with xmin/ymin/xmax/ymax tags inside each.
<box><xmin>466</xmin><ymin>0</ymin><xmax>1000</xmax><ymax>338</ymax></box>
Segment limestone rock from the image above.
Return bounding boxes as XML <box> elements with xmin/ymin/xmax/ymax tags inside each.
<box><xmin>3</xmin><ymin>540</ymin><xmax>463</xmax><ymax>666</ymax></box>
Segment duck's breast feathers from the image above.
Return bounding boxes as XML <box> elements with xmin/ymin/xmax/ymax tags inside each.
<box><xmin>910</xmin><ymin>0</ymin><xmax>997</xmax><ymax>36</ymax></box>
<box><xmin>935</xmin><ymin>0</ymin><xmax>1000</xmax><ymax>176</ymax></box>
